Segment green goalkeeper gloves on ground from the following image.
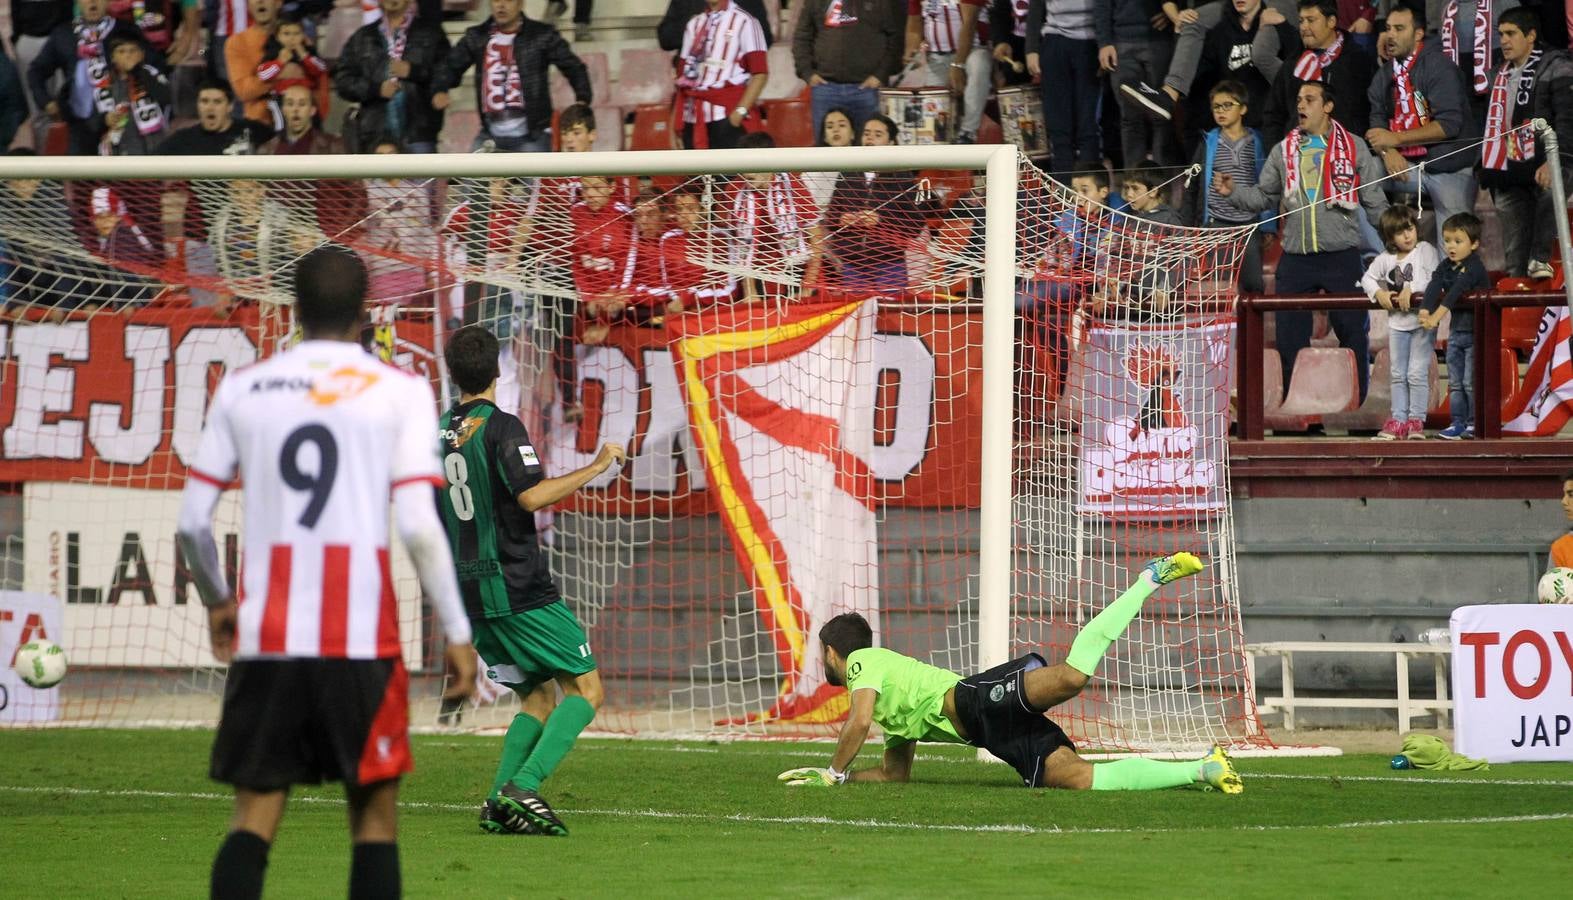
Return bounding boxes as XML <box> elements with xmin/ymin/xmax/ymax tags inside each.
<box><xmin>777</xmin><ymin>766</ymin><xmax>845</xmax><ymax>787</ymax></box>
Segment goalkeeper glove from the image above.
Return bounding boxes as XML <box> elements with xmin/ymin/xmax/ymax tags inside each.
<box><xmin>777</xmin><ymin>766</ymin><xmax>847</xmax><ymax>787</ymax></box>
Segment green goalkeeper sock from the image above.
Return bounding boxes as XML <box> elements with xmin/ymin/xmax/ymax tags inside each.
<box><xmin>1064</xmin><ymin>573</ymin><xmax>1158</xmax><ymax>676</ymax></box>
<box><xmin>513</xmin><ymin>695</ymin><xmax>596</xmax><ymax>792</ymax></box>
<box><xmin>490</xmin><ymin>713</ymin><xmax>545</xmax><ymax>800</ymax></box>
<box><xmin>1090</xmin><ymin>757</ymin><xmax>1200</xmax><ymax>791</ymax></box>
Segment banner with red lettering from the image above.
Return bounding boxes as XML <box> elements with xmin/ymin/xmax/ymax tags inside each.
<box><xmin>1</xmin><ymin>307</ymin><xmax>983</xmax><ymax>510</ymax></box>
<box><xmin>1451</xmin><ymin>603</ymin><xmax>1573</xmax><ymax>762</ymax></box>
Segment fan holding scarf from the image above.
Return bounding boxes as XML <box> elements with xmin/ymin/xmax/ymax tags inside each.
<box><xmin>1476</xmin><ymin>6</ymin><xmax>1573</xmax><ymax>279</ymax></box>
<box><xmin>1216</xmin><ymin>80</ymin><xmax>1388</xmax><ymax>408</ymax></box>
<box><xmin>26</xmin><ymin>0</ymin><xmax>159</xmax><ymax>156</ymax></box>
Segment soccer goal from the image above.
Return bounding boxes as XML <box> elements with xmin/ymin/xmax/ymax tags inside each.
<box><xmin>0</xmin><ymin>146</ymin><xmax>1267</xmax><ymax>752</ymax></box>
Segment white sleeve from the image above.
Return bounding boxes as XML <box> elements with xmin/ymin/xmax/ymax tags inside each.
<box><xmin>1410</xmin><ymin>242</ymin><xmax>1440</xmax><ymax>292</ymax></box>
<box><xmin>391</xmin><ymin>375</ymin><xmax>445</xmax><ymax>490</ymax></box>
<box><xmin>189</xmin><ymin>376</ymin><xmax>239</xmax><ymax>486</ymax></box>
<box><xmin>390</xmin><ymin>375</ymin><xmax>470</xmax><ymax>645</ymax></box>
<box><xmin>394</xmin><ymin>482</ymin><xmax>472</xmax><ymax>646</ymax></box>
<box><xmin>1359</xmin><ymin>253</ymin><xmax>1389</xmax><ymax>300</ymax></box>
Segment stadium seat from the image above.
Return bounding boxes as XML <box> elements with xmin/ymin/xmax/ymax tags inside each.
<box><xmin>39</xmin><ymin>121</ymin><xmax>68</xmax><ymax>155</ymax></box>
<box><xmin>592</xmin><ymin>106</ymin><xmax>624</xmax><ymax>151</ymax></box>
<box><xmin>761</xmin><ymin>99</ymin><xmax>813</xmax><ymax>148</ymax></box>
<box><xmin>1268</xmin><ymin>347</ymin><xmax>1359</xmax><ymax>429</ymax></box>
<box><xmin>630</xmin><ymin>104</ymin><xmax>675</xmax><ymax>151</ymax></box>
<box><xmin>1368</xmin><ymin>309</ymin><xmax>1389</xmax><ymax>350</ymax></box>
<box><xmin>615</xmin><ymin>48</ymin><xmax>676</xmax><ymax>107</ymax></box>
<box><xmin>1501</xmin><ymin>346</ymin><xmax>1521</xmax><ymax>399</ymax></box>
<box><xmin>976</xmin><ymin>113</ymin><xmax>1003</xmax><ymax>145</ymax></box>
<box><xmin>917</xmin><ymin>170</ymin><xmax>978</xmax><ymax>210</ymax></box>
<box><xmin>1325</xmin><ymin>346</ymin><xmax>1392</xmax><ymax>433</ymax></box>
<box><xmin>1502</xmin><ymin>304</ymin><xmax>1545</xmax><ymax>353</ymax></box>
<box><xmin>552</xmin><ymin>51</ymin><xmax>610</xmax><ymax>110</ymax></box>
<box><xmin>317</xmin><ymin>2</ymin><xmax>362</xmax><ymax>60</ymax></box>
<box><xmin>440</xmin><ymin>110</ymin><xmax>481</xmax><ymax>153</ymax></box>
<box><xmin>762</xmin><ymin>46</ymin><xmax>807</xmax><ymax>100</ymax></box>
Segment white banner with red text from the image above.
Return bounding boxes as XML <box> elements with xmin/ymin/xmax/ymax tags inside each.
<box><xmin>1451</xmin><ymin>603</ymin><xmax>1573</xmax><ymax>762</ymax></box>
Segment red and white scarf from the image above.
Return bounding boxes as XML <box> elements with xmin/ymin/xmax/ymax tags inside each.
<box><xmin>729</xmin><ymin>174</ymin><xmax>814</xmax><ymax>268</ymax></box>
<box><xmin>126</xmin><ymin>67</ymin><xmax>166</xmax><ymax>137</ymax></box>
<box><xmin>1283</xmin><ymin>120</ymin><xmax>1361</xmax><ymax>210</ymax></box>
<box><xmin>1440</xmin><ymin>0</ymin><xmax>1493</xmax><ymax>95</ymax></box>
<box><xmin>1291</xmin><ymin>31</ymin><xmax>1345</xmax><ymax>82</ymax></box>
<box><xmin>1389</xmin><ymin>40</ymin><xmax>1430</xmax><ymax>158</ymax></box>
<box><xmin>1482</xmin><ymin>48</ymin><xmax>1541</xmax><ymax>170</ymax></box>
<box><xmin>379</xmin><ymin>8</ymin><xmax>412</xmax><ymax>61</ymax></box>
<box><xmin>75</xmin><ymin>18</ymin><xmax>117</xmax><ymax>116</ymax></box>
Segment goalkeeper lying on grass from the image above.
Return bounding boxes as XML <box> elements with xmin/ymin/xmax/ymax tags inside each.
<box><xmin>779</xmin><ymin>553</ymin><xmax>1243</xmax><ymax>793</ymax></box>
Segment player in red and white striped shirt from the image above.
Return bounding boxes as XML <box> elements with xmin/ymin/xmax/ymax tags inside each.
<box><xmin>673</xmin><ymin>0</ymin><xmax>770</xmax><ymax>149</ymax></box>
<box><xmin>177</xmin><ymin>244</ymin><xmax>474</xmax><ymax>900</ymax></box>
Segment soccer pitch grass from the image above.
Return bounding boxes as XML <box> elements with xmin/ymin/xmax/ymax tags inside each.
<box><xmin>2</xmin><ymin>730</ymin><xmax>1571</xmax><ymax>898</ymax></box>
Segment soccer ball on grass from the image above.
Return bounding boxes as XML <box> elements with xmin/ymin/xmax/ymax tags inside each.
<box><xmin>13</xmin><ymin>639</ymin><xmax>67</xmax><ymax>688</ymax></box>
<box><xmin>1537</xmin><ymin>567</ymin><xmax>1573</xmax><ymax>605</ymax></box>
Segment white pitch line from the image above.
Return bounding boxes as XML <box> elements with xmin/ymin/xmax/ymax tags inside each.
<box><xmin>1251</xmin><ymin>773</ymin><xmax>1573</xmax><ymax>788</ymax></box>
<box><xmin>2</xmin><ymin>785</ymin><xmax>1570</xmax><ymax>836</ymax></box>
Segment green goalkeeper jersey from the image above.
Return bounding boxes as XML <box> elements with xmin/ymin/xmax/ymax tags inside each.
<box><xmin>844</xmin><ymin>647</ymin><xmax>965</xmax><ymax>748</ymax></box>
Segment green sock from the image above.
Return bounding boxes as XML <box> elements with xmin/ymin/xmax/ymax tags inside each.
<box><xmin>490</xmin><ymin>713</ymin><xmax>544</xmax><ymax>800</ymax></box>
<box><xmin>513</xmin><ymin>695</ymin><xmax>596</xmax><ymax>792</ymax></box>
<box><xmin>1064</xmin><ymin>573</ymin><xmax>1157</xmax><ymax>676</ymax></box>
<box><xmin>1090</xmin><ymin>757</ymin><xmax>1200</xmax><ymax>791</ymax></box>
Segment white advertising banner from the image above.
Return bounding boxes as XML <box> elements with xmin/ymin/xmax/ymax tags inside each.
<box><xmin>20</xmin><ymin>483</ymin><xmax>425</xmax><ymax>668</ymax></box>
<box><xmin>0</xmin><ymin>590</ymin><xmax>64</xmax><ymax>723</ymax></box>
<box><xmin>1451</xmin><ymin>604</ymin><xmax>1573</xmax><ymax>762</ymax></box>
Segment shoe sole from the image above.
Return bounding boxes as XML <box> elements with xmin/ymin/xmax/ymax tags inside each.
<box><xmin>1119</xmin><ymin>83</ymin><xmax>1173</xmax><ymax>121</ymax></box>
<box><xmin>497</xmin><ymin>795</ymin><xmax>569</xmax><ymax>837</ymax></box>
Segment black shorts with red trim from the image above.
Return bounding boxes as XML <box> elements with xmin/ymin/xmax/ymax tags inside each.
<box><xmin>210</xmin><ymin>657</ymin><xmax>411</xmax><ymax>791</ymax></box>
<box><xmin>953</xmin><ymin>652</ymin><xmax>1076</xmax><ymax>787</ymax></box>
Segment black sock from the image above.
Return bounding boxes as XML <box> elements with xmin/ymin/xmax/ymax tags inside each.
<box><xmin>210</xmin><ymin>830</ymin><xmax>269</xmax><ymax>900</ymax></box>
<box><xmin>349</xmin><ymin>842</ymin><xmax>400</xmax><ymax>900</ymax></box>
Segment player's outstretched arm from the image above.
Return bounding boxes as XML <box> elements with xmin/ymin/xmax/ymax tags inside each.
<box><xmin>778</xmin><ymin>688</ymin><xmax>880</xmax><ymax>786</ymax></box>
<box><xmin>517</xmin><ymin>443</ymin><xmax>626</xmax><ymax>512</ymax></box>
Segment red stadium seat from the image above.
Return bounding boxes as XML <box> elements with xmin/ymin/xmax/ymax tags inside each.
<box><xmin>40</xmin><ymin>121</ymin><xmax>69</xmax><ymax>155</ymax></box>
<box><xmin>1502</xmin><ymin>304</ymin><xmax>1545</xmax><ymax>353</ymax></box>
<box><xmin>615</xmin><ymin>48</ymin><xmax>676</xmax><ymax>107</ymax></box>
<box><xmin>1502</xmin><ymin>346</ymin><xmax>1522</xmax><ymax>399</ymax></box>
<box><xmin>630</xmin><ymin>104</ymin><xmax>675</xmax><ymax>151</ymax></box>
<box><xmin>1267</xmin><ymin>347</ymin><xmax>1358</xmax><ymax>431</ymax></box>
<box><xmin>761</xmin><ymin>99</ymin><xmax>813</xmax><ymax>148</ymax></box>
<box><xmin>917</xmin><ymin>169</ymin><xmax>977</xmax><ymax>210</ymax></box>
<box><xmin>976</xmin><ymin>113</ymin><xmax>1003</xmax><ymax>145</ymax></box>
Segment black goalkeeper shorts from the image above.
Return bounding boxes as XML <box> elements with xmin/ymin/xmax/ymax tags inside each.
<box><xmin>210</xmin><ymin>658</ymin><xmax>411</xmax><ymax>791</ymax></box>
<box><xmin>953</xmin><ymin>652</ymin><xmax>1076</xmax><ymax>787</ymax></box>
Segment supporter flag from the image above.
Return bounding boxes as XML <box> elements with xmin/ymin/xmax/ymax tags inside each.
<box><xmin>668</xmin><ymin>299</ymin><xmax>880</xmax><ymax>724</ymax></box>
<box><xmin>1503</xmin><ymin>305</ymin><xmax>1573</xmax><ymax>435</ymax></box>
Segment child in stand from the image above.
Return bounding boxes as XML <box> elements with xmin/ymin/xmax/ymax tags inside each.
<box><xmin>727</xmin><ymin>132</ymin><xmax>822</xmax><ymax>302</ymax></box>
<box><xmin>1181</xmin><ymin>79</ymin><xmax>1266</xmax><ymax>293</ymax></box>
<box><xmin>255</xmin><ymin>13</ymin><xmax>331</xmax><ymax>132</ymax></box>
<box><xmin>101</xmin><ymin>34</ymin><xmax>170</xmax><ymax>156</ymax></box>
<box><xmin>1360</xmin><ymin>205</ymin><xmax>1440</xmax><ymax>440</ymax></box>
<box><xmin>660</xmin><ymin>181</ymin><xmax>734</xmax><ymax>313</ymax></box>
<box><xmin>1419</xmin><ymin>212</ymin><xmax>1490</xmax><ymax>440</ymax></box>
<box><xmin>569</xmin><ymin>175</ymin><xmax>634</xmax><ymax>349</ymax></box>
<box><xmin>1121</xmin><ymin>162</ymin><xmax>1183</xmax><ymax>226</ymax></box>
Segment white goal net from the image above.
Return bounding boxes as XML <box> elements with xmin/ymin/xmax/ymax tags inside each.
<box><xmin>0</xmin><ymin>147</ymin><xmax>1268</xmax><ymax>752</ymax></box>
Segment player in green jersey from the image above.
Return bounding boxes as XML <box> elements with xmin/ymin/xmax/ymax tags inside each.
<box><xmin>438</xmin><ymin>326</ymin><xmax>626</xmax><ymax>836</ymax></box>
<box><xmin>778</xmin><ymin>552</ymin><xmax>1244</xmax><ymax>793</ymax></box>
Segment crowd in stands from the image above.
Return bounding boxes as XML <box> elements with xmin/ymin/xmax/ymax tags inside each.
<box><xmin>0</xmin><ymin>0</ymin><xmax>1570</xmax><ymax>437</ymax></box>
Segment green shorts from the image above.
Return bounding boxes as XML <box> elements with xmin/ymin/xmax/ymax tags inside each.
<box><xmin>473</xmin><ymin>601</ymin><xmax>597</xmax><ymax>691</ymax></box>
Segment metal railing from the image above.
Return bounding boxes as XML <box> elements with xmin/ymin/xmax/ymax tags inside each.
<box><xmin>1236</xmin><ymin>289</ymin><xmax>1566</xmax><ymax>441</ymax></box>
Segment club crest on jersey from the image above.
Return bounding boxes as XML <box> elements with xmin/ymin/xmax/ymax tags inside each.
<box><xmin>989</xmin><ymin>684</ymin><xmax>1005</xmax><ymax>702</ymax></box>
<box><xmin>308</xmin><ymin>366</ymin><xmax>380</xmax><ymax>406</ymax></box>
<box><xmin>519</xmin><ymin>444</ymin><xmax>540</xmax><ymax>466</ymax></box>
<box><xmin>445</xmin><ymin>415</ymin><xmax>485</xmax><ymax>449</ymax></box>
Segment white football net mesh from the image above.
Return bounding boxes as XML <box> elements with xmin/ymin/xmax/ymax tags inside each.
<box><xmin>0</xmin><ymin>154</ymin><xmax>1267</xmax><ymax>751</ymax></box>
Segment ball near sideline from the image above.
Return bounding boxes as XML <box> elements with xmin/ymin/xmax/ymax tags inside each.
<box><xmin>14</xmin><ymin>639</ymin><xmax>67</xmax><ymax>689</ymax></box>
<box><xmin>1537</xmin><ymin>567</ymin><xmax>1573</xmax><ymax>604</ymax></box>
